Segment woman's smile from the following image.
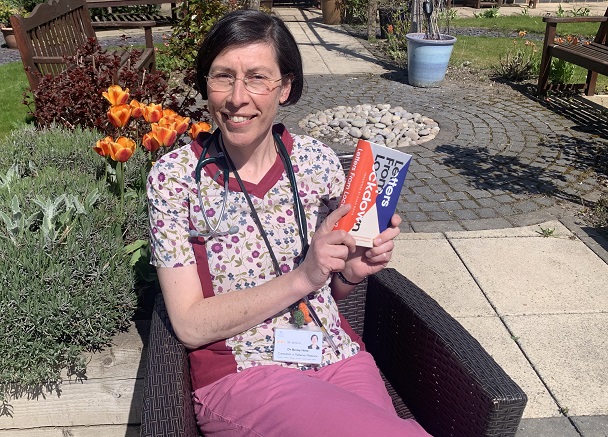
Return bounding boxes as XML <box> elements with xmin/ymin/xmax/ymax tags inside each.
<box><xmin>207</xmin><ymin>43</ymin><xmax>291</xmax><ymax>153</ymax></box>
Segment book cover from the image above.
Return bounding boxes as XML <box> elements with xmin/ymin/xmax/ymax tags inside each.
<box><xmin>334</xmin><ymin>140</ymin><xmax>412</xmax><ymax>247</ymax></box>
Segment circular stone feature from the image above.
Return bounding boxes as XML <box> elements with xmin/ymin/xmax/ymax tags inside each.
<box><xmin>299</xmin><ymin>104</ymin><xmax>439</xmax><ymax>149</ymax></box>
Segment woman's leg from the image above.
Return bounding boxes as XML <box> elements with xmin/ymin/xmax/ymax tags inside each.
<box><xmin>193</xmin><ymin>353</ymin><xmax>431</xmax><ymax>437</ymax></box>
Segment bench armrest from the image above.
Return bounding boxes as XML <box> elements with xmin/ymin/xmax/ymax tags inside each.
<box><xmin>140</xmin><ymin>292</ymin><xmax>199</xmax><ymax>437</ymax></box>
<box><xmin>92</xmin><ymin>20</ymin><xmax>156</xmax><ymax>48</ymax></box>
<box><xmin>363</xmin><ymin>268</ymin><xmax>527</xmax><ymax>437</ymax></box>
<box><xmin>543</xmin><ymin>16</ymin><xmax>608</xmax><ymax>24</ymax></box>
<box><xmin>91</xmin><ymin>20</ymin><xmax>157</xmax><ymax>28</ymax></box>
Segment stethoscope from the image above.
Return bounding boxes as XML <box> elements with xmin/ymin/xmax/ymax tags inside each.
<box><xmin>190</xmin><ymin>128</ymin><xmax>309</xmax><ymax>260</ymax></box>
<box><xmin>191</xmin><ymin>128</ymin><xmax>339</xmax><ymax>355</ymax></box>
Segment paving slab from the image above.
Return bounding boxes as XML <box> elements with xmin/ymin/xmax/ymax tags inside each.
<box><xmin>277</xmin><ymin>8</ymin><xmax>390</xmax><ymax>75</ymax></box>
<box><xmin>571</xmin><ymin>415</ymin><xmax>608</xmax><ymax>437</ymax></box>
<box><xmin>516</xmin><ymin>417</ymin><xmax>580</xmax><ymax>437</ymax></box>
<box><xmin>392</xmin><ymin>233</ymin><xmax>496</xmax><ymax>317</ymax></box>
<box><xmin>447</xmin><ymin>222</ymin><xmax>608</xmax><ymax>316</ymax></box>
<box><xmin>505</xmin><ymin>313</ymin><xmax>608</xmax><ymax>417</ymax></box>
<box><xmin>457</xmin><ymin>315</ymin><xmax>559</xmax><ymax>419</ymax></box>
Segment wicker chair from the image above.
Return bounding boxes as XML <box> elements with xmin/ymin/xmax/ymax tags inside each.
<box><xmin>141</xmin><ymin>267</ymin><xmax>527</xmax><ymax>437</ymax></box>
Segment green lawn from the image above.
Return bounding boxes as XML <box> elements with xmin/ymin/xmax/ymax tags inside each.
<box><xmin>450</xmin><ymin>35</ymin><xmax>608</xmax><ymax>91</ymax></box>
<box><xmin>0</xmin><ymin>62</ymin><xmax>31</xmax><ymax>138</ymax></box>
<box><xmin>451</xmin><ymin>15</ymin><xmax>602</xmax><ymax>39</ymax></box>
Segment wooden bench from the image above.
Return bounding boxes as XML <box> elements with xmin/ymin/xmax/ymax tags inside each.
<box><xmin>462</xmin><ymin>0</ymin><xmax>502</xmax><ymax>9</ymax></box>
<box><xmin>86</xmin><ymin>0</ymin><xmax>179</xmax><ymax>27</ymax></box>
<box><xmin>538</xmin><ymin>7</ymin><xmax>608</xmax><ymax>96</ymax></box>
<box><xmin>10</xmin><ymin>0</ymin><xmax>156</xmax><ymax>91</ymax></box>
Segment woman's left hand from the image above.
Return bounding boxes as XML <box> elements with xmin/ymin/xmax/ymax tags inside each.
<box><xmin>340</xmin><ymin>213</ymin><xmax>402</xmax><ymax>283</ymax></box>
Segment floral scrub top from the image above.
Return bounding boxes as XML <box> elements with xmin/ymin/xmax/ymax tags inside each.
<box><xmin>147</xmin><ymin>124</ymin><xmax>362</xmax><ymax>390</ymax></box>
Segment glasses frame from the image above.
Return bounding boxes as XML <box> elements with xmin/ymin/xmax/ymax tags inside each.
<box><xmin>205</xmin><ymin>74</ymin><xmax>285</xmax><ymax>95</ymax></box>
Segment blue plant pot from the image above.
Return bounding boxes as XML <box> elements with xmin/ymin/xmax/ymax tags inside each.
<box><xmin>406</xmin><ymin>33</ymin><xmax>457</xmax><ymax>88</ymax></box>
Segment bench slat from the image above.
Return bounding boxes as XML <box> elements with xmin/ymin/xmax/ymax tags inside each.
<box><xmin>538</xmin><ymin>6</ymin><xmax>608</xmax><ymax>96</ymax></box>
<box><xmin>10</xmin><ymin>0</ymin><xmax>156</xmax><ymax>91</ymax></box>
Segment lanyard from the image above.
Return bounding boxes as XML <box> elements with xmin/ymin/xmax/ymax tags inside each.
<box><xmin>219</xmin><ymin>132</ymin><xmax>340</xmax><ymax>357</ymax></box>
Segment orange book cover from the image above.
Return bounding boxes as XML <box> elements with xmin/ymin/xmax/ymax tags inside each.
<box><xmin>334</xmin><ymin>140</ymin><xmax>412</xmax><ymax>247</ymax></box>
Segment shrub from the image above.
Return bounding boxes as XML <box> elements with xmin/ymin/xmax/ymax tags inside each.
<box><xmin>474</xmin><ymin>7</ymin><xmax>499</xmax><ymax>19</ymax></box>
<box><xmin>160</xmin><ymin>0</ymin><xmax>243</xmax><ymax>71</ymax></box>
<box><xmin>344</xmin><ymin>0</ymin><xmax>368</xmax><ymax>25</ymax></box>
<box><xmin>0</xmin><ymin>125</ymin><xmax>142</xmax><ymax>412</ymax></box>
<box><xmin>549</xmin><ymin>58</ymin><xmax>575</xmax><ymax>84</ymax></box>
<box><xmin>494</xmin><ymin>32</ymin><xmax>539</xmax><ymax>81</ymax></box>
<box><xmin>24</xmin><ymin>40</ymin><xmax>206</xmax><ymax>135</ymax></box>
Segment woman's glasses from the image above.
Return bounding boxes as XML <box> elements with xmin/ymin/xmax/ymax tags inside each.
<box><xmin>205</xmin><ymin>73</ymin><xmax>284</xmax><ymax>95</ymax></box>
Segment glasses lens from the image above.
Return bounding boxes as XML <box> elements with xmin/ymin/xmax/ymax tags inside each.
<box><xmin>207</xmin><ymin>75</ymin><xmax>233</xmax><ymax>92</ymax></box>
<box><xmin>244</xmin><ymin>77</ymin><xmax>272</xmax><ymax>95</ymax></box>
<box><xmin>207</xmin><ymin>75</ymin><xmax>280</xmax><ymax>95</ymax></box>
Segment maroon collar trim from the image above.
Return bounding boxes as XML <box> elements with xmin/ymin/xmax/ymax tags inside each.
<box><xmin>191</xmin><ymin>124</ymin><xmax>294</xmax><ymax>198</ymax></box>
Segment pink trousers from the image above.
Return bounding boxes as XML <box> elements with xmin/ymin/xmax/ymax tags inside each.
<box><xmin>193</xmin><ymin>351</ymin><xmax>431</xmax><ymax>437</ymax></box>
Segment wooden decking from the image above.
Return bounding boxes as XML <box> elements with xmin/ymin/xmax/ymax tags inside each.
<box><xmin>0</xmin><ymin>321</ymin><xmax>149</xmax><ymax>436</ymax></box>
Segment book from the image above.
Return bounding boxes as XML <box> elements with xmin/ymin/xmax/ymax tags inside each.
<box><xmin>334</xmin><ymin>139</ymin><xmax>412</xmax><ymax>247</ymax></box>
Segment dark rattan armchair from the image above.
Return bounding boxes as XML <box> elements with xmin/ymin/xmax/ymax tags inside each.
<box><xmin>141</xmin><ymin>267</ymin><xmax>527</xmax><ymax>437</ymax></box>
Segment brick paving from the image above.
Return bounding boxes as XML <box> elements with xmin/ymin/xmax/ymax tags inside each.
<box><xmin>278</xmin><ymin>72</ymin><xmax>608</xmax><ymax>233</ymax></box>
<box><xmin>3</xmin><ymin>24</ymin><xmax>607</xmax><ymax>234</ymax></box>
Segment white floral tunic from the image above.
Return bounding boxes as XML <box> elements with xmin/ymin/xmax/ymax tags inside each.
<box><xmin>147</xmin><ymin>125</ymin><xmax>362</xmax><ymax>390</ymax></box>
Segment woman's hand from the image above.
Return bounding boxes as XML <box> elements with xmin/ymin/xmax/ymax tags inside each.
<box><xmin>339</xmin><ymin>213</ymin><xmax>402</xmax><ymax>285</ymax></box>
<box><xmin>296</xmin><ymin>204</ymin><xmax>356</xmax><ymax>291</ymax></box>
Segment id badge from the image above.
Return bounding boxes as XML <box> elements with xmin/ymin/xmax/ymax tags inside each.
<box><xmin>273</xmin><ymin>326</ymin><xmax>323</xmax><ymax>365</ymax></box>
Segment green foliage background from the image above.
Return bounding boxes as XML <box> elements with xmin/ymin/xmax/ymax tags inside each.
<box><xmin>0</xmin><ymin>125</ymin><xmax>146</xmax><ymax>407</ymax></box>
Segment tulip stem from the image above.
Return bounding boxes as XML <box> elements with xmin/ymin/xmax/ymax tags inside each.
<box><xmin>117</xmin><ymin>161</ymin><xmax>125</xmax><ymax>213</ymax></box>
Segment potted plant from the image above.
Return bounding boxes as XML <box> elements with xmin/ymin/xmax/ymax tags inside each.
<box><xmin>321</xmin><ymin>0</ymin><xmax>343</xmax><ymax>25</ymax></box>
<box><xmin>405</xmin><ymin>0</ymin><xmax>456</xmax><ymax>87</ymax></box>
<box><xmin>0</xmin><ymin>3</ymin><xmax>24</xmax><ymax>49</ymax></box>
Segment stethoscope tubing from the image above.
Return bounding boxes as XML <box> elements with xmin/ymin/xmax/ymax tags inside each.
<box><xmin>193</xmin><ymin>129</ymin><xmax>308</xmax><ymax>254</ymax></box>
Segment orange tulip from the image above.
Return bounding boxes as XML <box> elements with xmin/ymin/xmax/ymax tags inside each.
<box><xmin>93</xmin><ymin>136</ymin><xmax>114</xmax><ymax>157</ymax></box>
<box><xmin>102</xmin><ymin>85</ymin><xmax>130</xmax><ymax>106</ymax></box>
<box><xmin>130</xmin><ymin>99</ymin><xmax>144</xmax><ymax>118</ymax></box>
<box><xmin>151</xmin><ymin>123</ymin><xmax>177</xmax><ymax>147</ymax></box>
<box><xmin>160</xmin><ymin>114</ymin><xmax>190</xmax><ymax>135</ymax></box>
<box><xmin>162</xmin><ymin>108</ymin><xmax>178</xmax><ymax>118</ymax></box>
<box><xmin>143</xmin><ymin>103</ymin><xmax>163</xmax><ymax>123</ymax></box>
<box><xmin>108</xmin><ymin>104</ymin><xmax>132</xmax><ymax>128</ymax></box>
<box><xmin>109</xmin><ymin>136</ymin><xmax>137</xmax><ymax>162</ymax></box>
<box><xmin>142</xmin><ymin>131</ymin><xmax>162</xmax><ymax>152</ymax></box>
<box><xmin>189</xmin><ymin>121</ymin><xmax>212</xmax><ymax>140</ymax></box>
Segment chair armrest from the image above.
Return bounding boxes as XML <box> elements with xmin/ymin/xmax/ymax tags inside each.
<box><xmin>363</xmin><ymin>268</ymin><xmax>527</xmax><ymax>437</ymax></box>
<box><xmin>140</xmin><ymin>292</ymin><xmax>200</xmax><ymax>437</ymax></box>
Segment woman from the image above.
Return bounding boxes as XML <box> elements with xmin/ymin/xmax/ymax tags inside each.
<box><xmin>147</xmin><ymin>9</ymin><xmax>430</xmax><ymax>436</ymax></box>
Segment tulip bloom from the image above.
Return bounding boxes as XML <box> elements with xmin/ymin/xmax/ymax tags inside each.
<box><xmin>108</xmin><ymin>104</ymin><xmax>132</xmax><ymax>128</ymax></box>
<box><xmin>130</xmin><ymin>99</ymin><xmax>144</xmax><ymax>118</ymax></box>
<box><xmin>93</xmin><ymin>136</ymin><xmax>114</xmax><ymax>157</ymax></box>
<box><xmin>189</xmin><ymin>121</ymin><xmax>212</xmax><ymax>140</ymax></box>
<box><xmin>110</xmin><ymin>136</ymin><xmax>137</xmax><ymax>162</ymax></box>
<box><xmin>159</xmin><ymin>114</ymin><xmax>190</xmax><ymax>135</ymax></box>
<box><xmin>103</xmin><ymin>85</ymin><xmax>130</xmax><ymax>106</ymax></box>
<box><xmin>142</xmin><ymin>132</ymin><xmax>162</xmax><ymax>152</ymax></box>
<box><xmin>143</xmin><ymin>103</ymin><xmax>163</xmax><ymax>123</ymax></box>
<box><xmin>151</xmin><ymin>123</ymin><xmax>177</xmax><ymax>147</ymax></box>
<box><xmin>162</xmin><ymin>108</ymin><xmax>178</xmax><ymax>118</ymax></box>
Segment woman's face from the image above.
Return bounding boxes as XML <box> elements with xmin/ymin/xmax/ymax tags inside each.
<box><xmin>207</xmin><ymin>42</ymin><xmax>291</xmax><ymax>151</ymax></box>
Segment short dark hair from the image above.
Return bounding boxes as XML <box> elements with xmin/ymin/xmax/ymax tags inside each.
<box><xmin>195</xmin><ymin>10</ymin><xmax>303</xmax><ymax>105</ymax></box>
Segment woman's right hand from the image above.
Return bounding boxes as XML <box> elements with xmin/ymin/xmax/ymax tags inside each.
<box><xmin>296</xmin><ymin>204</ymin><xmax>357</xmax><ymax>291</ymax></box>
